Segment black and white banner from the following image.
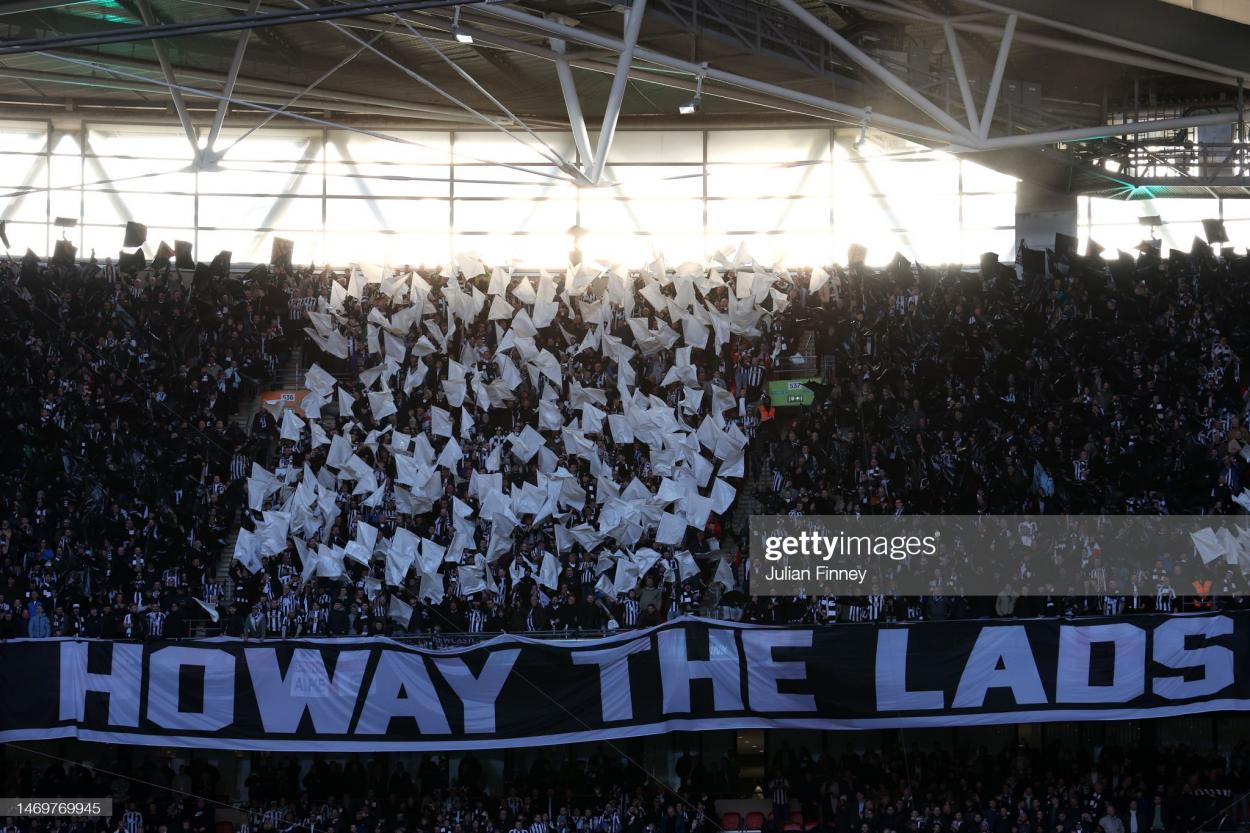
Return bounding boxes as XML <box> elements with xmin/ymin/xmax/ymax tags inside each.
<box><xmin>1</xmin><ymin>613</ymin><xmax>1245</xmax><ymax>751</ymax></box>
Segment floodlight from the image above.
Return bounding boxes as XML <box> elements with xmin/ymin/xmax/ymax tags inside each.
<box><xmin>451</xmin><ymin>6</ymin><xmax>473</xmax><ymax>43</ymax></box>
<box><xmin>680</xmin><ymin>63</ymin><xmax>707</xmax><ymax>116</ymax></box>
<box><xmin>853</xmin><ymin>107</ymin><xmax>872</xmax><ymax>150</ymax></box>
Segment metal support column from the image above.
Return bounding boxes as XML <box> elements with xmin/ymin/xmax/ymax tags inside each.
<box><xmin>203</xmin><ymin>0</ymin><xmax>262</xmax><ymax>161</ymax></box>
<box><xmin>587</xmin><ymin>0</ymin><xmax>648</xmax><ymax>185</ymax></box>
<box><xmin>136</xmin><ymin>0</ymin><xmax>201</xmax><ymax>159</ymax></box>
<box><xmin>942</xmin><ymin>22</ymin><xmax>979</xmax><ymax>135</ymax></box>
<box><xmin>552</xmin><ymin>38</ymin><xmax>594</xmax><ymax>170</ymax></box>
<box><xmin>978</xmin><ymin>14</ymin><xmax>1016</xmax><ymax>141</ymax></box>
<box><xmin>772</xmin><ymin>0</ymin><xmax>974</xmax><ymax>140</ymax></box>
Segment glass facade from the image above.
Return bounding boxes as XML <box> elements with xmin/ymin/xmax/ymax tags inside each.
<box><xmin>1078</xmin><ymin>193</ymin><xmax>1247</xmax><ymax>256</ymax></box>
<box><xmin>1</xmin><ymin>118</ymin><xmax>1019</xmax><ymax>268</ymax></box>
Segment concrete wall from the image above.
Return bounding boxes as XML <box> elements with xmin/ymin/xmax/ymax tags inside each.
<box><xmin>1015</xmin><ymin>179</ymin><xmax>1078</xmax><ymax>252</ymax></box>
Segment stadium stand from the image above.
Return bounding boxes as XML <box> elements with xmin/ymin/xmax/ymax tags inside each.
<box><xmin>1</xmin><ymin>240</ymin><xmax>1248</xmax><ymax>640</ymax></box>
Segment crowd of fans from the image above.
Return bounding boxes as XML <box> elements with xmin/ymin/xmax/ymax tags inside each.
<box><xmin>2</xmin><ymin>237</ymin><xmax>1250</xmax><ymax>640</ymax></box>
<box><xmin>2</xmin><ymin>739</ymin><xmax>1247</xmax><ymax>833</ymax></box>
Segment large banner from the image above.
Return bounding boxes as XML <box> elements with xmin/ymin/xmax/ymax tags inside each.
<box><xmin>0</xmin><ymin>613</ymin><xmax>1244</xmax><ymax>751</ymax></box>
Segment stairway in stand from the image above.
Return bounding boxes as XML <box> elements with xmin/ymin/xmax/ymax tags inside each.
<box><xmin>198</xmin><ymin>348</ymin><xmax>305</xmax><ymax>632</ymax></box>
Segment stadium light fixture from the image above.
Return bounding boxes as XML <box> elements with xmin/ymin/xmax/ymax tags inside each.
<box><xmin>680</xmin><ymin>63</ymin><xmax>707</xmax><ymax>115</ymax></box>
<box><xmin>853</xmin><ymin>108</ymin><xmax>872</xmax><ymax>150</ymax></box>
<box><xmin>452</xmin><ymin>6</ymin><xmax>473</xmax><ymax>43</ymax></box>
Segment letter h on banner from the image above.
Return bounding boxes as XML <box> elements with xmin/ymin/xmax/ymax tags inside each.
<box><xmin>59</xmin><ymin>642</ymin><xmax>143</xmax><ymax>727</ymax></box>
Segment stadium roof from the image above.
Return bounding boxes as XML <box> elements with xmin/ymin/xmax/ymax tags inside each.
<box><xmin>0</xmin><ymin>0</ymin><xmax>1244</xmax><ymax>191</ymax></box>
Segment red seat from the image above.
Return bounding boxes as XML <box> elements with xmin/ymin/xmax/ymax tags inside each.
<box><xmin>745</xmin><ymin>811</ymin><xmax>767</xmax><ymax>831</ymax></box>
<box><xmin>783</xmin><ymin>811</ymin><xmax>804</xmax><ymax>832</ymax></box>
<box><xmin>722</xmin><ymin>813</ymin><xmax>742</xmax><ymax>830</ymax></box>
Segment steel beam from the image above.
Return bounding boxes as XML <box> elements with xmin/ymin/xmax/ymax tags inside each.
<box><xmin>772</xmin><ymin>0</ymin><xmax>975</xmax><ymax>139</ymax></box>
<box><xmin>136</xmin><ymin>0</ymin><xmax>201</xmax><ymax>158</ymax></box>
<box><xmin>818</xmin><ymin>0</ymin><xmax>1238</xmax><ymax>86</ymax></box>
<box><xmin>390</xmin><ymin>15</ymin><xmax>579</xmax><ymax>177</ymax></box>
<box><xmin>471</xmin><ymin>3</ymin><xmax>962</xmax><ymax>145</ymax></box>
<box><xmin>204</xmin><ymin>0</ymin><xmax>262</xmax><ymax>159</ymax></box>
<box><xmin>38</xmin><ymin>49</ymin><xmax>496</xmax><ymax>119</ymax></box>
<box><xmin>977</xmin><ymin>14</ymin><xmax>1015</xmax><ymax>141</ymax></box>
<box><xmin>956</xmin><ymin>0</ymin><xmax>1250</xmax><ymax>83</ymax></box>
<box><xmin>951</xmin><ymin>20</ymin><xmax>1236</xmax><ymax>86</ymax></box>
<box><xmin>36</xmin><ymin>52</ymin><xmax>574</xmax><ymax>180</ymax></box>
<box><xmin>287</xmin><ymin>0</ymin><xmax>574</xmax><ymax>171</ymax></box>
<box><xmin>979</xmin><ymin>111</ymin><xmax>1234</xmax><ymax>151</ymax></box>
<box><xmin>0</xmin><ymin>66</ymin><xmax>484</xmax><ymax>122</ymax></box>
<box><xmin>0</xmin><ymin>1</ymin><xmax>89</xmax><ymax>15</ymax></box>
<box><xmin>177</xmin><ymin>0</ymin><xmax>952</xmax><ymax>138</ymax></box>
<box><xmin>551</xmin><ymin>39</ymin><xmax>594</xmax><ymax>169</ymax></box>
<box><xmin>215</xmin><ymin>24</ymin><xmax>394</xmax><ymax>157</ymax></box>
<box><xmin>587</xmin><ymin>0</ymin><xmax>648</xmax><ymax>184</ymax></box>
<box><xmin>943</xmin><ymin>22</ymin><xmax>979</xmax><ymax>135</ymax></box>
<box><xmin>0</xmin><ymin>0</ymin><xmax>483</xmax><ymax>55</ymax></box>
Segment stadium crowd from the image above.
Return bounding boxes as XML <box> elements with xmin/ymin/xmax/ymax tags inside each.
<box><xmin>1</xmin><ymin>740</ymin><xmax>1246</xmax><ymax>833</ymax></box>
<box><xmin>1</xmin><ymin>237</ymin><xmax>1249</xmax><ymax>640</ymax></box>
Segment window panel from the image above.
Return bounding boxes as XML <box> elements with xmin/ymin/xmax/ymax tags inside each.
<box><xmin>707</xmin><ymin>129</ymin><xmax>829</xmax><ymax>163</ymax></box>
<box><xmin>706</xmin><ymin>162</ymin><xmax>832</xmax><ymax>198</ymax></box>
<box><xmin>324</xmin><ymin>232</ymin><xmax>448</xmax><ymax>269</ymax></box>
<box><xmin>131</xmin><ymin>228</ymin><xmax>197</xmax><ymax>258</ymax></box>
<box><xmin>1223</xmin><ymin>220</ymin><xmax>1250</xmax><ymax>249</ymax></box>
<box><xmin>86</xmin><ymin>157</ymin><xmax>197</xmax><ymax>193</ymax></box>
<box><xmin>961</xmin><ymin>227</ymin><xmax>1016</xmax><ymax>265</ymax></box>
<box><xmin>1221</xmin><ymin>199</ymin><xmax>1250</xmax><ymax>221</ymax></box>
<box><xmin>453</xmin><ymin>199</ymin><xmax>576</xmax><ymax>234</ymax></box>
<box><xmin>3</xmin><ymin>119</ymin><xmax>1018</xmax><ymax>267</ymax></box>
<box><xmin>453</xmin><ymin>166</ymin><xmax>577</xmax><ymax>200</ymax></box>
<box><xmin>3</xmin><ymin>189</ymin><xmax>49</xmax><ymax>223</ymax></box>
<box><xmin>327</xmin><ymin>130</ymin><xmax>450</xmax><ymax>165</ymax></box>
<box><xmin>84</xmin><ymin>191</ymin><xmax>195</xmax><ymax>227</ymax></box>
<box><xmin>452</xmin><ymin>233</ymin><xmax>569</xmax><ymax>267</ymax></box>
<box><xmin>707</xmin><ymin>198</ymin><xmax>829</xmax><ymax>234</ymax></box>
<box><xmin>0</xmin><ymin>120</ymin><xmax>49</xmax><ymax>154</ymax></box>
<box><xmin>453</xmin><ymin>132</ymin><xmax>575</xmax><ymax>164</ymax></box>
<box><xmin>50</xmin><ymin>130</ymin><xmax>80</xmax><ymax>156</ymax></box>
<box><xmin>326</xmin><ymin>197</ymin><xmax>448</xmax><ymax>232</ymax></box>
<box><xmin>326</xmin><ymin>164</ymin><xmax>450</xmax><ymax>198</ymax></box>
<box><xmin>961</xmin><ymin>160</ymin><xmax>1018</xmax><ymax>193</ymax></box>
<box><xmin>591</xmin><ymin>166</ymin><xmax>703</xmax><ymax>200</ymax></box>
<box><xmin>199</xmin><ymin>195</ymin><xmax>323</xmax><ymax>230</ymax></box>
<box><xmin>85</xmin><ymin>125</ymin><xmax>199</xmax><ymax>161</ymax></box>
<box><xmin>200</xmin><ymin>163</ymin><xmax>324</xmax><ymax>197</ymax></box>
<box><xmin>1158</xmin><ymin>221</ymin><xmax>1207</xmax><ymax>254</ymax></box>
<box><xmin>1079</xmin><ymin>222</ymin><xmax>1145</xmax><ymax>255</ymax></box>
<box><xmin>0</xmin><ymin>150</ymin><xmax>45</xmax><ymax>189</ymax></box>
<box><xmin>590</xmin><ymin>131</ymin><xmax>703</xmax><ymax>164</ymax></box>
<box><xmin>2</xmin><ymin>220</ymin><xmax>47</xmax><ymax>252</ymax></box>
<box><xmin>1089</xmin><ymin>198</ymin><xmax>1150</xmax><ymax>225</ymax></box>
<box><xmin>961</xmin><ymin>193</ymin><xmax>1017</xmax><ymax>228</ymax></box>
<box><xmin>49</xmin><ymin>190</ymin><xmax>80</xmax><ymax>225</ymax></box>
<box><xmin>581</xmin><ymin>199</ymin><xmax>703</xmax><ymax>235</ymax></box>
<box><xmin>196</xmin><ymin>230</ymin><xmax>322</xmax><ymax>264</ymax></box>
<box><xmin>841</xmin><ymin>155</ymin><xmax>959</xmax><ymax>197</ymax></box>
<box><xmin>207</xmin><ymin>128</ymin><xmax>322</xmax><ymax>163</ymax></box>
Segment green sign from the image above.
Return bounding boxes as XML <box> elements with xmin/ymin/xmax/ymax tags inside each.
<box><xmin>767</xmin><ymin>377</ymin><xmax>819</xmax><ymax>406</ymax></box>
